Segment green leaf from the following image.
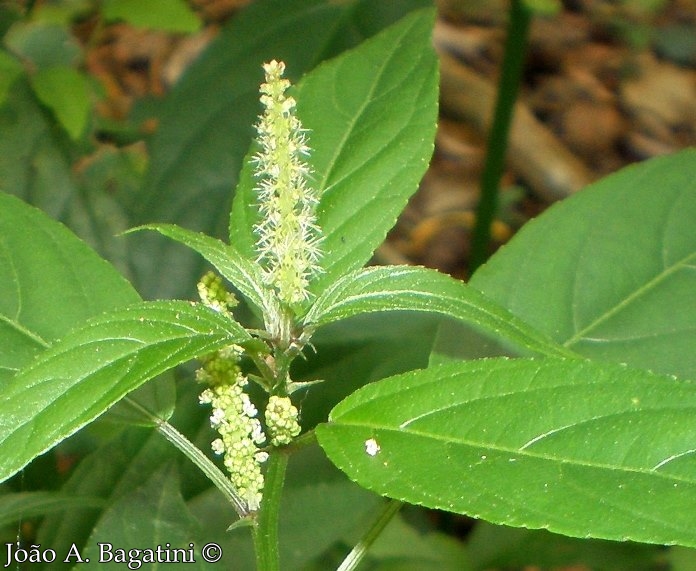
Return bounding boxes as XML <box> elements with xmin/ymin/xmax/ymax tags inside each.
<box><xmin>0</xmin><ymin>189</ymin><xmax>171</xmax><ymax>428</ymax></box>
<box><xmin>303</xmin><ymin>266</ymin><xmax>571</xmax><ymax>358</ymax></box>
<box><xmin>0</xmin><ymin>492</ymin><xmax>104</xmax><ymax>528</ymax></box>
<box><xmin>0</xmin><ymin>80</ymin><xmax>136</xmax><ymax>277</ymax></box>
<box><xmin>467</xmin><ymin>523</ymin><xmax>662</xmax><ymax>571</ymax></box>
<box><xmin>317</xmin><ymin>357</ymin><xmax>696</xmax><ymax>547</ymax></box>
<box><xmin>4</xmin><ymin>21</ymin><xmax>82</xmax><ymax>69</ymax></box>
<box><xmin>469</xmin><ymin>149</ymin><xmax>696</xmax><ymax>379</ymax></box>
<box><xmin>362</xmin><ymin>513</ymin><xmax>471</xmax><ymax>571</ymax></box>
<box><xmin>0</xmin><ymin>300</ymin><xmax>250</xmax><ymax>484</ymax></box>
<box><xmin>0</xmin><ymin>49</ymin><xmax>23</xmax><ymax>105</ymax></box>
<box><xmin>0</xmin><ymin>193</ymin><xmax>139</xmax><ymax>382</ymax></box>
<box><xmin>0</xmin><ymin>79</ymin><xmax>80</xmax><ymax>218</ymax></box>
<box><xmin>30</xmin><ymin>66</ymin><xmax>91</xmax><ymax>140</ymax></box>
<box><xmin>102</xmin><ymin>0</ymin><xmax>200</xmax><ymax>33</ymax></box>
<box><xmin>522</xmin><ymin>0</ymin><xmax>562</xmax><ymax>14</ymax></box>
<box><xmin>82</xmin><ymin>463</ymin><xmax>205</xmax><ymax>569</ymax></box>
<box><xmin>133</xmin><ymin>0</ymin><xmax>347</xmax><ymax>300</ymax></box>
<box><xmin>230</xmin><ymin>9</ymin><xmax>439</xmax><ymax>295</ymax></box>
<box><xmin>132</xmin><ymin>224</ymin><xmax>279</xmax><ymax>318</ymax></box>
<box><xmin>135</xmin><ymin>0</ymin><xmax>432</xmax><ymax>300</ymax></box>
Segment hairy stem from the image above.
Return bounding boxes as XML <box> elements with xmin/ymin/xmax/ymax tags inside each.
<box><xmin>470</xmin><ymin>0</ymin><xmax>532</xmax><ymax>271</ymax></box>
<box><xmin>252</xmin><ymin>450</ymin><xmax>289</xmax><ymax>571</ymax></box>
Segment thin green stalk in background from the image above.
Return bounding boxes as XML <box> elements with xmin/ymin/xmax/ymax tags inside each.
<box><xmin>336</xmin><ymin>499</ymin><xmax>403</xmax><ymax>571</ymax></box>
<box><xmin>123</xmin><ymin>396</ymin><xmax>250</xmax><ymax>518</ymax></box>
<box><xmin>470</xmin><ymin>0</ymin><xmax>532</xmax><ymax>271</ymax></box>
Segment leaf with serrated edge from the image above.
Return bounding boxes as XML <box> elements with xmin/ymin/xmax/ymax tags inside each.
<box><xmin>230</xmin><ymin>9</ymin><xmax>439</xmax><ymax>296</ymax></box>
<box><xmin>304</xmin><ymin>265</ymin><xmax>571</xmax><ymax>358</ymax></box>
<box><xmin>0</xmin><ymin>193</ymin><xmax>140</xmax><ymax>381</ymax></box>
<box><xmin>317</xmin><ymin>357</ymin><xmax>696</xmax><ymax>547</ymax></box>
<box><xmin>0</xmin><ymin>300</ymin><xmax>250</xmax><ymax>484</ymax></box>
<box><xmin>131</xmin><ymin>224</ymin><xmax>280</xmax><ymax>320</ymax></box>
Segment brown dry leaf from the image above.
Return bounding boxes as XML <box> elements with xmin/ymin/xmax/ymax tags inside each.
<box><xmin>439</xmin><ymin>51</ymin><xmax>594</xmax><ymax>202</ymax></box>
<box><xmin>621</xmin><ymin>52</ymin><xmax>696</xmax><ymax>129</ymax></box>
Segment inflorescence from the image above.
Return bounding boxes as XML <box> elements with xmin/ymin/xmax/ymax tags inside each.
<box><xmin>252</xmin><ymin>60</ymin><xmax>322</xmax><ymax>306</ymax></box>
<box><xmin>196</xmin><ymin>60</ymin><xmax>319</xmax><ymax>513</ymax></box>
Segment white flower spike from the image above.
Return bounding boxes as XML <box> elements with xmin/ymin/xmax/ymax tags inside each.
<box><xmin>252</xmin><ymin>60</ymin><xmax>322</xmax><ymax>307</ymax></box>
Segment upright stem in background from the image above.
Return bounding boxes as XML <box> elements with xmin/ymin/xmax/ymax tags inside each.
<box><xmin>469</xmin><ymin>0</ymin><xmax>532</xmax><ymax>272</ymax></box>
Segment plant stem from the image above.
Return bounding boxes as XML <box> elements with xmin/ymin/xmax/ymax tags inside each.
<box><xmin>470</xmin><ymin>0</ymin><xmax>532</xmax><ymax>272</ymax></box>
<box><xmin>336</xmin><ymin>499</ymin><xmax>403</xmax><ymax>571</ymax></box>
<box><xmin>252</xmin><ymin>450</ymin><xmax>289</xmax><ymax>571</ymax></box>
<box><xmin>123</xmin><ymin>396</ymin><xmax>249</xmax><ymax>518</ymax></box>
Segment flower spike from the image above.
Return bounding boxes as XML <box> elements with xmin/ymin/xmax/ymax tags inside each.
<box><xmin>252</xmin><ymin>60</ymin><xmax>322</xmax><ymax>306</ymax></box>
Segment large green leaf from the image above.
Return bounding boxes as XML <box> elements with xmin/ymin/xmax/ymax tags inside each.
<box><xmin>0</xmin><ymin>492</ymin><xmax>104</xmax><ymax>528</ymax></box>
<box><xmin>132</xmin><ymin>0</ymin><xmax>344</xmax><ymax>299</ymax></box>
<box><xmin>0</xmin><ymin>82</ymin><xmax>135</xmax><ymax>275</ymax></box>
<box><xmin>0</xmin><ymin>193</ymin><xmax>139</xmax><ymax>382</ymax></box>
<box><xmin>317</xmin><ymin>357</ymin><xmax>696</xmax><ymax>547</ymax></box>
<box><xmin>135</xmin><ymin>0</ymin><xmax>432</xmax><ymax>300</ymax></box>
<box><xmin>30</xmin><ymin>66</ymin><xmax>91</xmax><ymax>140</ymax></box>
<box><xmin>82</xmin><ymin>464</ymin><xmax>207</xmax><ymax>569</ymax></box>
<box><xmin>469</xmin><ymin>149</ymin><xmax>696</xmax><ymax>379</ymax></box>
<box><xmin>102</xmin><ymin>0</ymin><xmax>200</xmax><ymax>33</ymax></box>
<box><xmin>230</xmin><ymin>9</ymin><xmax>439</xmax><ymax>295</ymax></box>
<box><xmin>0</xmin><ymin>300</ymin><xmax>250</xmax><ymax>484</ymax></box>
<box><xmin>303</xmin><ymin>266</ymin><xmax>571</xmax><ymax>358</ymax></box>
<box><xmin>132</xmin><ymin>224</ymin><xmax>278</xmax><ymax>318</ymax></box>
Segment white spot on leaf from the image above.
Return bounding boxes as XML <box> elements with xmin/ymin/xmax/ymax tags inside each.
<box><xmin>365</xmin><ymin>438</ymin><xmax>380</xmax><ymax>456</ymax></box>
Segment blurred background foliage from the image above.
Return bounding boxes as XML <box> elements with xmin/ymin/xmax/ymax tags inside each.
<box><xmin>1</xmin><ymin>0</ymin><xmax>695</xmax><ymax>569</ymax></box>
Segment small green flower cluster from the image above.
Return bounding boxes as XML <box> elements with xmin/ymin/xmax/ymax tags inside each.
<box><xmin>196</xmin><ymin>276</ymin><xmax>268</xmax><ymax>511</ymax></box>
<box><xmin>265</xmin><ymin>395</ymin><xmax>301</xmax><ymax>446</ymax></box>
<box><xmin>252</xmin><ymin>60</ymin><xmax>322</xmax><ymax>306</ymax></box>
<box><xmin>196</xmin><ymin>273</ymin><xmax>305</xmax><ymax>512</ymax></box>
<box><xmin>199</xmin><ymin>373</ymin><xmax>268</xmax><ymax>512</ymax></box>
<box><xmin>197</xmin><ymin>271</ymin><xmax>237</xmax><ymax>314</ymax></box>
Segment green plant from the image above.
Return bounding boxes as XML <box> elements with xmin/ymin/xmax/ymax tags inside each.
<box><xmin>469</xmin><ymin>0</ymin><xmax>533</xmax><ymax>271</ymax></box>
<box><xmin>1</xmin><ymin>2</ymin><xmax>696</xmax><ymax>571</ymax></box>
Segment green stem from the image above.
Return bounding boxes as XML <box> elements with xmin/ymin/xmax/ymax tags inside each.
<box><xmin>123</xmin><ymin>396</ymin><xmax>249</xmax><ymax>519</ymax></box>
<box><xmin>253</xmin><ymin>450</ymin><xmax>289</xmax><ymax>571</ymax></box>
<box><xmin>470</xmin><ymin>0</ymin><xmax>532</xmax><ymax>272</ymax></box>
<box><xmin>336</xmin><ymin>499</ymin><xmax>403</xmax><ymax>571</ymax></box>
